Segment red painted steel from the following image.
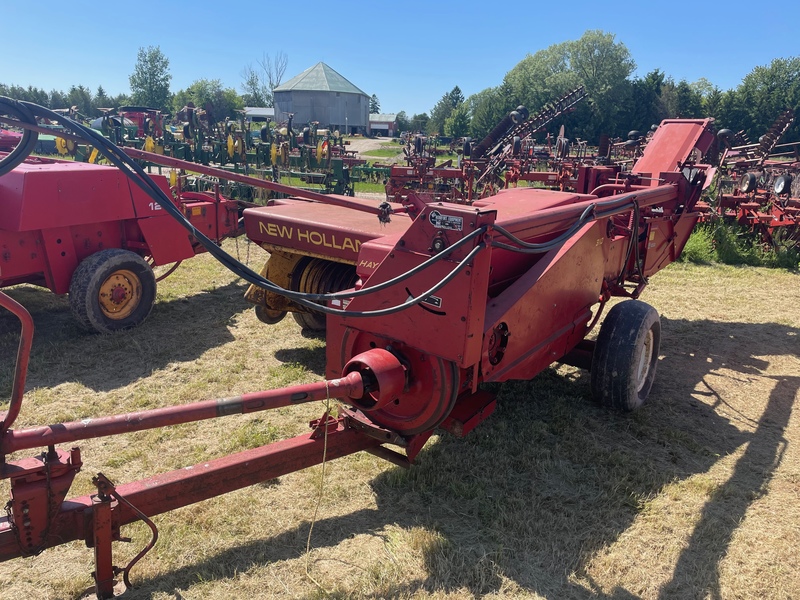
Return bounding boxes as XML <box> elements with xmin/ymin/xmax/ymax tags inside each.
<box><xmin>0</xmin><ymin>422</ymin><xmax>381</xmax><ymax>562</ymax></box>
<box><xmin>0</xmin><ymin>292</ymin><xmax>34</xmax><ymax>432</ymax></box>
<box><xmin>1</xmin><ymin>370</ymin><xmax>366</xmax><ymax>454</ymax></box>
<box><xmin>0</xmin><ymin>119</ymin><xmax>721</xmax><ymax>595</ymax></box>
<box><xmin>124</xmin><ymin>148</ymin><xmax>404</xmax><ymax>218</ymax></box>
<box><xmin>0</xmin><ymin>153</ymin><xmax>242</xmax><ymax>296</ymax></box>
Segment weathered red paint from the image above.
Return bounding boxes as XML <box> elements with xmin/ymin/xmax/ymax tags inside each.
<box><xmin>0</xmin><ymin>152</ymin><xmax>241</xmax><ymax>294</ymax></box>
<box><xmin>0</xmin><ymin>119</ymin><xmax>720</xmax><ymax>596</ymax></box>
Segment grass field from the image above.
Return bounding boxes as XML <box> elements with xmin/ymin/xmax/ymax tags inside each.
<box><xmin>0</xmin><ymin>241</ymin><xmax>798</xmax><ymax>599</ymax></box>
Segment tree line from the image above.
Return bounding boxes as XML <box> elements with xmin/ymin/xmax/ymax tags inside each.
<box><xmin>0</xmin><ymin>47</ymin><xmax>383</xmax><ymax>127</ymax></box>
<box><xmin>3</xmin><ymin>34</ymin><xmax>799</xmax><ymax>145</ymax></box>
<box><xmin>0</xmin><ymin>47</ymin><xmax>290</xmax><ymax>124</ymax></box>
<box><xmin>398</xmin><ymin>30</ymin><xmax>800</xmax><ymax>145</ymax></box>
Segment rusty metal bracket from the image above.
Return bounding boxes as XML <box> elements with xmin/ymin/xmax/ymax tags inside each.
<box><xmin>338</xmin><ymin>407</ymin><xmax>407</xmax><ymax>447</ymax></box>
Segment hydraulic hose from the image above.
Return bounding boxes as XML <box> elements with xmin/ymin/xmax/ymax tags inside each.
<box><xmin>1</xmin><ymin>99</ymin><xmax>486</xmax><ymax>318</ymax></box>
<box><xmin>0</xmin><ymin>97</ymin><xmax>38</xmax><ymax>176</ymax></box>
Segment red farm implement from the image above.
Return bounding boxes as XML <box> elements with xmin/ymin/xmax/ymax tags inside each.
<box><xmin>385</xmin><ymin>87</ymin><xmax>602</xmax><ymax>203</ymax></box>
<box><xmin>697</xmin><ymin>108</ymin><xmax>800</xmax><ymax>245</ymax></box>
<box><xmin>0</xmin><ymin>96</ymin><xmax>717</xmax><ymax>598</ymax></box>
<box><xmin>0</xmin><ymin>151</ymin><xmax>246</xmax><ymax>332</ymax></box>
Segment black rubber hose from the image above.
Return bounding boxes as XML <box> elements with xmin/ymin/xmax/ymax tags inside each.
<box><xmin>0</xmin><ymin>97</ymin><xmax>39</xmax><ymax>176</ymax></box>
<box><xmin>15</xmin><ymin>101</ymin><xmax>485</xmax><ymax>318</ymax></box>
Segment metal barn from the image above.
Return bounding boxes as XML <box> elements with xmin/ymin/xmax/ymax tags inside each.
<box><xmin>273</xmin><ymin>63</ymin><xmax>369</xmax><ymax>134</ymax></box>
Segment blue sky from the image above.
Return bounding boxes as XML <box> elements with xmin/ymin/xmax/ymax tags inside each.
<box><xmin>2</xmin><ymin>1</ymin><xmax>798</xmax><ymax>116</ymax></box>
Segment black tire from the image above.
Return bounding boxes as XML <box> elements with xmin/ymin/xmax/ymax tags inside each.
<box><xmin>0</xmin><ymin>97</ymin><xmax>38</xmax><ymax>176</ymax></box>
<box><xmin>591</xmin><ymin>300</ymin><xmax>661</xmax><ymax>411</ymax></box>
<box><xmin>255</xmin><ymin>304</ymin><xmax>286</xmax><ymax>324</ymax></box>
<box><xmin>292</xmin><ymin>310</ymin><xmax>327</xmax><ymax>331</ymax></box>
<box><xmin>739</xmin><ymin>172</ymin><xmax>757</xmax><ymax>193</ymax></box>
<box><xmin>773</xmin><ymin>174</ymin><xmax>792</xmax><ymax>195</ymax></box>
<box><xmin>69</xmin><ymin>249</ymin><xmax>156</xmax><ymax>333</ymax></box>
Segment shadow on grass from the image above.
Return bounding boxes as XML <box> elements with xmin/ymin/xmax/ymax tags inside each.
<box><xmin>655</xmin><ymin>318</ymin><xmax>798</xmax><ymax>600</ymax></box>
<box><xmin>274</xmin><ymin>344</ymin><xmax>327</xmax><ymax>376</ymax></box>
<box><xmin>119</xmin><ymin>316</ymin><xmax>800</xmax><ymax>599</ymax></box>
<box><xmin>27</xmin><ymin>317</ymin><xmax>800</xmax><ymax>599</ymax></box>
<box><xmin>0</xmin><ymin>280</ymin><xmax>251</xmax><ymax>392</ymax></box>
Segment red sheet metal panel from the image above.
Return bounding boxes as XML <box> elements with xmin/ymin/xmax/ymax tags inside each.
<box><xmin>244</xmin><ymin>200</ymin><xmax>411</xmax><ymax>264</ymax></box>
<box><xmin>0</xmin><ymin>161</ymin><xmax>135</xmax><ymax>232</ymax></box>
<box><xmin>632</xmin><ymin>119</ymin><xmax>715</xmax><ymax>180</ymax></box>
<box><xmin>136</xmin><ymin>215</ymin><xmax>195</xmax><ymax>265</ymax></box>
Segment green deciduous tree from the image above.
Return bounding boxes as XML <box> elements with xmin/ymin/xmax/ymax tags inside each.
<box><xmin>173</xmin><ymin>79</ymin><xmax>243</xmax><ymax>122</ymax></box>
<box><xmin>395</xmin><ymin>111</ymin><xmax>409</xmax><ymax>133</ymax></box>
<box><xmin>502</xmin><ymin>30</ymin><xmax>634</xmax><ymax>139</ymax></box>
<box><xmin>444</xmin><ymin>104</ymin><xmax>470</xmax><ymax>138</ymax></box>
<box><xmin>129</xmin><ymin>46</ymin><xmax>172</xmax><ymax>112</ymax></box>
<box><xmin>737</xmin><ymin>57</ymin><xmax>800</xmax><ymax>142</ymax></box>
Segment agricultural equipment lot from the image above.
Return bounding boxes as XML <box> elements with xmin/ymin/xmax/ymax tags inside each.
<box><xmin>0</xmin><ymin>241</ymin><xmax>797</xmax><ymax>599</ymax></box>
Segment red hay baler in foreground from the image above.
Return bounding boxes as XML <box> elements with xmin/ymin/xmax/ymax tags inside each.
<box><xmin>0</xmin><ymin>116</ymin><xmax>716</xmax><ymax>598</ymax></box>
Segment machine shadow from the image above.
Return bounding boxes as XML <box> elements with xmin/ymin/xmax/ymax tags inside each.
<box><xmin>274</xmin><ymin>345</ymin><xmax>327</xmax><ymax>376</ymax></box>
<box><xmin>0</xmin><ymin>280</ymin><xmax>251</xmax><ymax>392</ymax></box>
<box><xmin>126</xmin><ymin>317</ymin><xmax>798</xmax><ymax>598</ymax></box>
<box><xmin>655</xmin><ymin>318</ymin><xmax>798</xmax><ymax>600</ymax></box>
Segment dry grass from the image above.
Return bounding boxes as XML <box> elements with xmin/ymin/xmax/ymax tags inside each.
<box><xmin>0</xmin><ymin>246</ymin><xmax>798</xmax><ymax>599</ymax></box>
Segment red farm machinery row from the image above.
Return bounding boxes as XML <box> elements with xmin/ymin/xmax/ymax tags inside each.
<box><xmin>696</xmin><ymin>108</ymin><xmax>800</xmax><ymax>245</ymax></box>
<box><xmin>0</xmin><ymin>96</ymin><xmax>718</xmax><ymax>598</ymax></box>
<box><xmin>385</xmin><ymin>87</ymin><xmax>636</xmax><ymax>203</ymax></box>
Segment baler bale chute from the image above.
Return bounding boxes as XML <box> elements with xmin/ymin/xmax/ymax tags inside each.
<box><xmin>0</xmin><ymin>95</ymin><xmax>718</xmax><ymax>599</ymax></box>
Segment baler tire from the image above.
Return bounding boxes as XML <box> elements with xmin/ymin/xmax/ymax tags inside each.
<box><xmin>255</xmin><ymin>305</ymin><xmax>287</xmax><ymax>325</ymax></box>
<box><xmin>292</xmin><ymin>311</ymin><xmax>327</xmax><ymax>331</ymax></box>
<box><xmin>590</xmin><ymin>300</ymin><xmax>661</xmax><ymax>411</ymax></box>
<box><xmin>69</xmin><ymin>249</ymin><xmax>156</xmax><ymax>334</ymax></box>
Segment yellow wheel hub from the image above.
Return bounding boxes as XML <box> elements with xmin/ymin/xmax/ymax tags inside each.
<box><xmin>316</xmin><ymin>140</ymin><xmax>329</xmax><ymax>162</ymax></box>
<box><xmin>98</xmin><ymin>269</ymin><xmax>142</xmax><ymax>320</ymax></box>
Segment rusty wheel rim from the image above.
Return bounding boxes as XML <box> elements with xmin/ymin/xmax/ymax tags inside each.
<box><xmin>98</xmin><ymin>269</ymin><xmax>142</xmax><ymax>320</ymax></box>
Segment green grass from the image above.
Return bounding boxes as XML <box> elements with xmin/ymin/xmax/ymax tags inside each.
<box><xmin>2</xmin><ymin>246</ymin><xmax>799</xmax><ymax>600</ymax></box>
<box><xmin>680</xmin><ymin>222</ymin><xmax>800</xmax><ymax>270</ymax></box>
<box><xmin>361</xmin><ymin>148</ymin><xmax>403</xmax><ymax>159</ymax></box>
